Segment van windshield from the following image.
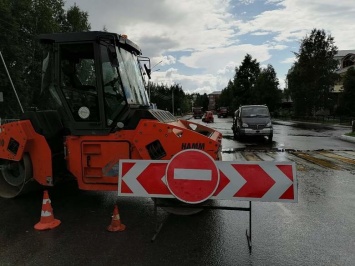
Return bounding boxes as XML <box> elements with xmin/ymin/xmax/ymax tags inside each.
<box><xmin>241</xmin><ymin>106</ymin><xmax>269</xmax><ymax>117</ymax></box>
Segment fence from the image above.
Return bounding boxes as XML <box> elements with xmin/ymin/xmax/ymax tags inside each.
<box><xmin>0</xmin><ymin>118</ymin><xmax>19</xmax><ymax>125</ymax></box>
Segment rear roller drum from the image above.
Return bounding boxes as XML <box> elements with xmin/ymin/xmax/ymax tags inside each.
<box><xmin>0</xmin><ymin>154</ymin><xmax>35</xmax><ymax>198</ymax></box>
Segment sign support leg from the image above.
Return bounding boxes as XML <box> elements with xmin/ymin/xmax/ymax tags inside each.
<box><xmin>151</xmin><ymin>200</ymin><xmax>253</xmax><ymax>251</ymax></box>
<box><xmin>246</xmin><ymin>201</ymin><xmax>252</xmax><ymax>252</ymax></box>
<box><xmin>151</xmin><ymin>199</ymin><xmax>168</xmax><ymax>242</ymax></box>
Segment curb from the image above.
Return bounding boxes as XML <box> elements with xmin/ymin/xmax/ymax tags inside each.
<box><xmin>340</xmin><ymin>135</ymin><xmax>355</xmax><ymax>143</ymax></box>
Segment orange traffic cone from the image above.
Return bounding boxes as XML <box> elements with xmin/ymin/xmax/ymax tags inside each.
<box><xmin>34</xmin><ymin>190</ymin><xmax>61</xmax><ymax>230</ymax></box>
<box><xmin>107</xmin><ymin>205</ymin><xmax>126</xmax><ymax>232</ymax></box>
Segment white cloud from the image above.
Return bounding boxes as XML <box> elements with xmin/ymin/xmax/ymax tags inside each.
<box><xmin>150</xmin><ymin>56</ymin><xmax>176</xmax><ymax>71</ymax></box>
<box><xmin>151</xmin><ymin>70</ymin><xmax>219</xmax><ymax>95</ymax></box>
<box><xmin>64</xmin><ymin>0</ymin><xmax>355</xmax><ymax>94</ymax></box>
<box><xmin>251</xmin><ymin>31</ymin><xmax>271</xmax><ymax>36</ymax></box>
<box><xmin>239</xmin><ymin>0</ymin><xmax>255</xmax><ymax>4</ymax></box>
<box><xmin>237</xmin><ymin>0</ymin><xmax>355</xmax><ymax>48</ymax></box>
<box><xmin>217</xmin><ymin>62</ymin><xmax>236</xmax><ymax>75</ymax></box>
<box><xmin>281</xmin><ymin>57</ymin><xmax>296</xmax><ymax>64</ymax></box>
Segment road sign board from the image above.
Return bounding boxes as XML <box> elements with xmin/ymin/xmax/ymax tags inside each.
<box><xmin>165</xmin><ymin>150</ymin><xmax>220</xmax><ymax>204</ymax></box>
<box><xmin>212</xmin><ymin>161</ymin><xmax>297</xmax><ymax>202</ymax></box>
<box><xmin>118</xmin><ymin>153</ymin><xmax>297</xmax><ymax>203</ymax></box>
<box><xmin>119</xmin><ymin>160</ymin><xmax>172</xmax><ymax>198</ymax></box>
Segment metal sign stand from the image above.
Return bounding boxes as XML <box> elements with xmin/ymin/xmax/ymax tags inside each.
<box><xmin>151</xmin><ymin>200</ymin><xmax>253</xmax><ymax>252</ymax></box>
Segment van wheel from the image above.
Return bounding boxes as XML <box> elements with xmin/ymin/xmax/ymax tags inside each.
<box><xmin>234</xmin><ymin>128</ymin><xmax>241</xmax><ymax>140</ymax></box>
<box><xmin>268</xmin><ymin>134</ymin><xmax>273</xmax><ymax>143</ymax></box>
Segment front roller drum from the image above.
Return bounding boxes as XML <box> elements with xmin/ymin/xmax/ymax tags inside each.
<box><xmin>0</xmin><ymin>154</ymin><xmax>38</xmax><ymax>198</ymax></box>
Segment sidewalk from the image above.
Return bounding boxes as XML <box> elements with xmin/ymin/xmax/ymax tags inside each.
<box><xmin>273</xmin><ymin>119</ymin><xmax>351</xmax><ymax>128</ymax></box>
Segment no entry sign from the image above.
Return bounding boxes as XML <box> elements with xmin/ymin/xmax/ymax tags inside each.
<box><xmin>165</xmin><ymin>150</ymin><xmax>220</xmax><ymax>204</ymax></box>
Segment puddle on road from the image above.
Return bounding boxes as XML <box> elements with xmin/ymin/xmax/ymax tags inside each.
<box><xmin>286</xmin><ymin>134</ymin><xmax>330</xmax><ymax>137</ymax></box>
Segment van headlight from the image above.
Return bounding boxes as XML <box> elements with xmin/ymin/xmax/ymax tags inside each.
<box><xmin>242</xmin><ymin>123</ymin><xmax>248</xmax><ymax>128</ymax></box>
<box><xmin>266</xmin><ymin>121</ymin><xmax>272</xmax><ymax>127</ymax></box>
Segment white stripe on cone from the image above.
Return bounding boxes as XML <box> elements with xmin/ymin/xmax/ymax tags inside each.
<box><xmin>41</xmin><ymin>210</ymin><xmax>52</xmax><ymax>217</ymax></box>
<box><xmin>43</xmin><ymin>199</ymin><xmax>51</xmax><ymax>204</ymax></box>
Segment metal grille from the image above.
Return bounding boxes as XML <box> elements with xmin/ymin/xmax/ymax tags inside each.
<box><xmin>7</xmin><ymin>138</ymin><xmax>19</xmax><ymax>155</ymax></box>
<box><xmin>146</xmin><ymin>140</ymin><xmax>167</xmax><ymax>160</ymax></box>
<box><xmin>249</xmin><ymin>124</ymin><xmax>265</xmax><ymax>130</ymax></box>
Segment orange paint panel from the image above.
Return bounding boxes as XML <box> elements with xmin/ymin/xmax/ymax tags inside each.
<box><xmin>64</xmin><ymin>118</ymin><xmax>221</xmax><ymax>192</ymax></box>
<box><xmin>66</xmin><ymin>138</ymin><xmax>132</xmax><ymax>190</ymax></box>
<box><xmin>82</xmin><ymin>143</ymin><xmax>101</xmax><ymax>155</ymax></box>
<box><xmin>0</xmin><ymin>122</ymin><xmax>27</xmax><ymax>161</ymax></box>
<box><xmin>133</xmin><ymin>120</ymin><xmax>222</xmax><ymax>160</ymax></box>
<box><xmin>83</xmin><ymin>167</ymin><xmax>102</xmax><ymax>178</ymax></box>
<box><xmin>0</xmin><ymin>121</ymin><xmax>52</xmax><ymax>186</ymax></box>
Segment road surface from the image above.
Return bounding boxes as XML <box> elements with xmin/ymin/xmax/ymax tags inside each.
<box><xmin>0</xmin><ymin>116</ymin><xmax>354</xmax><ymax>265</ymax></box>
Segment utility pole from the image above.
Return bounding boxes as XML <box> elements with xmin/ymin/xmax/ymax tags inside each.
<box><xmin>0</xmin><ymin>51</ymin><xmax>24</xmax><ymax>113</ymax></box>
<box><xmin>172</xmin><ymin>87</ymin><xmax>174</xmax><ymax>116</ymax></box>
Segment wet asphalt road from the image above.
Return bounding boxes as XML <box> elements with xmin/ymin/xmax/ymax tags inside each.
<box><xmin>1</xmin><ymin>117</ymin><xmax>355</xmax><ymax>265</ymax></box>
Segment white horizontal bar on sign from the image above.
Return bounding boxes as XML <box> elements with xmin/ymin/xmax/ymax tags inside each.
<box><xmin>174</xmin><ymin>169</ymin><xmax>212</xmax><ymax>181</ymax></box>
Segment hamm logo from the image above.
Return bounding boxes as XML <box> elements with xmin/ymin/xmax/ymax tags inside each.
<box><xmin>181</xmin><ymin>143</ymin><xmax>205</xmax><ymax>150</ymax></box>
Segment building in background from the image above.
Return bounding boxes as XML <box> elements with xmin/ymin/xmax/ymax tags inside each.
<box><xmin>332</xmin><ymin>50</ymin><xmax>355</xmax><ymax>110</ymax></box>
<box><xmin>208</xmin><ymin>91</ymin><xmax>221</xmax><ymax>111</ymax></box>
<box><xmin>333</xmin><ymin>50</ymin><xmax>355</xmax><ymax>93</ymax></box>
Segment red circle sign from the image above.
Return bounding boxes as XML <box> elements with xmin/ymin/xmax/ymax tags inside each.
<box><xmin>165</xmin><ymin>150</ymin><xmax>220</xmax><ymax>204</ymax></box>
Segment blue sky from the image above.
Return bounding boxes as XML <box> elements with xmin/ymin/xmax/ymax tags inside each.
<box><xmin>65</xmin><ymin>0</ymin><xmax>355</xmax><ymax>94</ymax></box>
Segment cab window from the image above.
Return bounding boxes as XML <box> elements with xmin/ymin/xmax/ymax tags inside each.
<box><xmin>59</xmin><ymin>43</ymin><xmax>99</xmax><ymax>121</ymax></box>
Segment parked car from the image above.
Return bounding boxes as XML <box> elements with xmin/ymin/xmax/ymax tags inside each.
<box><xmin>202</xmin><ymin>111</ymin><xmax>214</xmax><ymax>123</ymax></box>
<box><xmin>193</xmin><ymin>107</ymin><xmax>203</xmax><ymax>119</ymax></box>
<box><xmin>217</xmin><ymin>107</ymin><xmax>228</xmax><ymax>118</ymax></box>
<box><xmin>231</xmin><ymin>105</ymin><xmax>273</xmax><ymax>142</ymax></box>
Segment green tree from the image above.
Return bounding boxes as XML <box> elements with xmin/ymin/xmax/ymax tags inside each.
<box><xmin>287</xmin><ymin>29</ymin><xmax>338</xmax><ymax>116</ymax></box>
<box><xmin>62</xmin><ymin>3</ymin><xmax>91</xmax><ymax>32</ymax></box>
<box><xmin>148</xmin><ymin>82</ymin><xmax>189</xmax><ymax>113</ymax></box>
<box><xmin>234</xmin><ymin>54</ymin><xmax>260</xmax><ymax>103</ymax></box>
<box><xmin>170</xmin><ymin>83</ymin><xmax>185</xmax><ymax>114</ymax></box>
<box><xmin>254</xmin><ymin>64</ymin><xmax>281</xmax><ymax>112</ymax></box>
<box><xmin>0</xmin><ymin>0</ymin><xmax>91</xmax><ymax>118</ymax></box>
<box><xmin>218</xmin><ymin>80</ymin><xmax>234</xmax><ymax>109</ymax></box>
<box><xmin>149</xmin><ymin>83</ymin><xmax>170</xmax><ymax>110</ymax></box>
<box><xmin>220</xmin><ymin>55</ymin><xmax>282</xmax><ymax>113</ymax></box>
<box><xmin>233</xmin><ymin>54</ymin><xmax>260</xmax><ymax>108</ymax></box>
<box><xmin>0</xmin><ymin>1</ymin><xmax>16</xmax><ymax>116</ymax></box>
<box><xmin>338</xmin><ymin>67</ymin><xmax>355</xmax><ymax>116</ymax></box>
<box><xmin>220</xmin><ymin>54</ymin><xmax>261</xmax><ymax>112</ymax></box>
<box><xmin>194</xmin><ymin>93</ymin><xmax>209</xmax><ymax>111</ymax></box>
